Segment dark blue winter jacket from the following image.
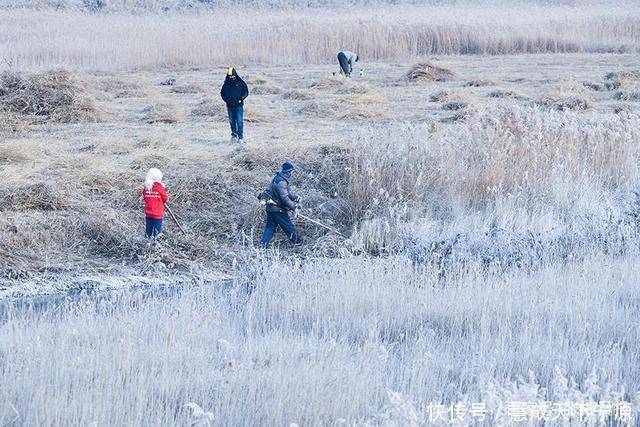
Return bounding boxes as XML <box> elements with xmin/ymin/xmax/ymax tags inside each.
<box><xmin>220</xmin><ymin>68</ymin><xmax>249</xmax><ymax>108</ymax></box>
<box><xmin>266</xmin><ymin>173</ymin><xmax>299</xmax><ymax>212</ymax></box>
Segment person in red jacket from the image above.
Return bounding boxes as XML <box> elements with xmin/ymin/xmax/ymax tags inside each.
<box><xmin>142</xmin><ymin>168</ymin><xmax>169</xmax><ymax>240</ymax></box>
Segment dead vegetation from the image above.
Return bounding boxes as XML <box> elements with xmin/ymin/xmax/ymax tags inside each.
<box><xmin>1</xmin><ymin>60</ymin><xmax>637</xmax><ymax>280</ymax></box>
<box><xmin>582</xmin><ymin>81</ymin><xmax>620</xmax><ymax>92</ymax></box>
<box><xmin>612</xmin><ymin>81</ymin><xmax>640</xmax><ymax>101</ymax></box>
<box><xmin>489</xmin><ymin>88</ymin><xmax>527</xmax><ymax>99</ymax></box>
<box><xmin>297</xmin><ymin>101</ymin><xmax>334</xmax><ymax>118</ymax></box>
<box><xmin>143</xmin><ymin>102</ymin><xmax>185</xmax><ymax>124</ymax></box>
<box><xmin>613</xmin><ymin>104</ymin><xmax>632</xmax><ymax>114</ymax></box>
<box><xmin>440</xmin><ymin>111</ymin><xmax>471</xmax><ymax>123</ymax></box>
<box><xmin>0</xmin><ymin>69</ymin><xmax>103</xmax><ymax>124</ymax></box>
<box><xmin>345</xmin><ymin>95</ymin><xmax>385</xmax><ymax>105</ymax></box>
<box><xmin>282</xmin><ymin>90</ymin><xmax>315</xmax><ymax>101</ymax></box>
<box><xmin>335</xmin><ymin>82</ymin><xmax>369</xmax><ymax>95</ymax></box>
<box><xmin>463</xmin><ymin>79</ymin><xmax>495</xmax><ymax>87</ymax></box>
<box><xmin>248</xmin><ymin>76</ymin><xmax>282</xmax><ymax>95</ymax></box>
<box><xmin>429</xmin><ymin>90</ymin><xmax>450</xmax><ymax>102</ymax></box>
<box><xmin>340</xmin><ymin>109</ymin><xmax>386</xmax><ymax>120</ymax></box>
<box><xmin>429</xmin><ymin>90</ymin><xmax>471</xmax><ymax>110</ymax></box>
<box><xmin>169</xmin><ymin>84</ymin><xmax>204</xmax><ymax>94</ymax></box>
<box><xmin>405</xmin><ymin>62</ymin><xmax>458</xmax><ymax>81</ymax></box>
<box><xmin>0</xmin><ymin>114</ymin><xmax>27</xmax><ymax>133</ymax></box>
<box><xmin>99</xmin><ymin>78</ymin><xmax>150</xmax><ymax>98</ymax></box>
<box><xmin>0</xmin><ymin>141</ymin><xmax>35</xmax><ymax>163</ymax></box>
<box><xmin>539</xmin><ymin>83</ymin><xmax>591</xmax><ymax>111</ymax></box>
<box><xmin>244</xmin><ymin>108</ymin><xmax>271</xmax><ymax>123</ymax></box>
<box><xmin>309</xmin><ymin>77</ymin><xmax>344</xmax><ymax>90</ymax></box>
<box><xmin>191</xmin><ymin>98</ymin><xmax>227</xmax><ymax>121</ymax></box>
<box><xmin>605</xmin><ymin>70</ymin><xmax>640</xmax><ymax>81</ymax></box>
<box><xmin>0</xmin><ymin>183</ymin><xmax>68</xmax><ymax>211</ymax></box>
<box><xmin>539</xmin><ymin>92</ymin><xmax>590</xmax><ymax>111</ymax></box>
<box><xmin>442</xmin><ymin>100</ymin><xmax>468</xmax><ymax>111</ymax></box>
<box><xmin>613</xmin><ymin>90</ymin><xmax>640</xmax><ymax>102</ymax></box>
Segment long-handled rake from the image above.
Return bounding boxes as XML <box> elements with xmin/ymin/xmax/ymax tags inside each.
<box><xmin>164</xmin><ymin>203</ymin><xmax>186</xmax><ymax>234</ymax></box>
<box><xmin>295</xmin><ymin>211</ymin><xmax>346</xmax><ymax>238</ymax></box>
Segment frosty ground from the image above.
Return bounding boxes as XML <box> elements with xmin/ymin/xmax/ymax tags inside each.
<box><xmin>1</xmin><ymin>51</ymin><xmax>640</xmax><ymax>424</ymax></box>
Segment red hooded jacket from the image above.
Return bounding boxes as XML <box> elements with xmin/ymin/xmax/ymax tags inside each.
<box><xmin>142</xmin><ymin>182</ymin><xmax>169</xmax><ymax>219</ymax></box>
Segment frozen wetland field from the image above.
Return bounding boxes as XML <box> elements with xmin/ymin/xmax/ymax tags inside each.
<box><xmin>1</xmin><ymin>1</ymin><xmax>640</xmax><ymax>425</ymax></box>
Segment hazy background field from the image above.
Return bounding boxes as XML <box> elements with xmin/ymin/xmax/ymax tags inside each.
<box><xmin>1</xmin><ymin>2</ymin><xmax>639</xmax><ymax>70</ymax></box>
<box><xmin>1</xmin><ymin>0</ymin><xmax>640</xmax><ymax>425</ymax></box>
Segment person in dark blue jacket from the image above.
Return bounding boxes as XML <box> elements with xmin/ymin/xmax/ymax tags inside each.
<box><xmin>260</xmin><ymin>161</ymin><xmax>302</xmax><ymax>247</ymax></box>
<box><xmin>220</xmin><ymin>67</ymin><xmax>249</xmax><ymax>142</ymax></box>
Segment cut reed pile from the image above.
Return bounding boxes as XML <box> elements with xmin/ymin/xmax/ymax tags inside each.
<box><xmin>539</xmin><ymin>83</ymin><xmax>591</xmax><ymax>111</ymax></box>
<box><xmin>489</xmin><ymin>88</ymin><xmax>527</xmax><ymax>99</ymax></box>
<box><xmin>464</xmin><ymin>79</ymin><xmax>496</xmax><ymax>87</ymax></box>
<box><xmin>169</xmin><ymin>84</ymin><xmax>204</xmax><ymax>94</ymax></box>
<box><xmin>248</xmin><ymin>76</ymin><xmax>282</xmax><ymax>95</ymax></box>
<box><xmin>191</xmin><ymin>99</ymin><xmax>227</xmax><ymax>121</ymax></box>
<box><xmin>98</xmin><ymin>78</ymin><xmax>150</xmax><ymax>98</ymax></box>
<box><xmin>429</xmin><ymin>90</ymin><xmax>450</xmax><ymax>102</ymax></box>
<box><xmin>309</xmin><ymin>77</ymin><xmax>344</xmax><ymax>90</ymax></box>
<box><xmin>405</xmin><ymin>62</ymin><xmax>458</xmax><ymax>81</ymax></box>
<box><xmin>143</xmin><ymin>102</ymin><xmax>184</xmax><ymax>124</ymax></box>
<box><xmin>282</xmin><ymin>90</ymin><xmax>314</xmax><ymax>101</ymax></box>
<box><xmin>0</xmin><ymin>69</ymin><xmax>103</xmax><ymax>124</ymax></box>
<box><xmin>613</xmin><ymin>80</ymin><xmax>640</xmax><ymax>102</ymax></box>
<box><xmin>297</xmin><ymin>101</ymin><xmax>335</xmax><ymax>118</ymax></box>
<box><xmin>0</xmin><ymin>183</ymin><xmax>68</xmax><ymax>211</ymax></box>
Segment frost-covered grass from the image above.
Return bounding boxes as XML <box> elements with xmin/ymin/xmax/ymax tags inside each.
<box><xmin>1</xmin><ymin>43</ymin><xmax>640</xmax><ymax>426</ymax></box>
<box><xmin>0</xmin><ymin>2</ymin><xmax>639</xmax><ymax>70</ymax></box>
<box><xmin>349</xmin><ymin>108</ymin><xmax>640</xmax><ymax>258</ymax></box>
<box><xmin>2</xmin><ymin>60</ymin><xmax>640</xmax><ymax>283</ymax></box>
<box><xmin>1</xmin><ymin>254</ymin><xmax>639</xmax><ymax>424</ymax></box>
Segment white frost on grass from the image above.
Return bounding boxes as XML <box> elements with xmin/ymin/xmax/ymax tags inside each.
<box><xmin>1</xmin><ymin>253</ymin><xmax>639</xmax><ymax>425</ymax></box>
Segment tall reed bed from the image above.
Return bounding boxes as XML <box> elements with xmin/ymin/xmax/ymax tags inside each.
<box><xmin>0</xmin><ymin>3</ymin><xmax>638</xmax><ymax>70</ymax></box>
<box><xmin>347</xmin><ymin>107</ymin><xmax>640</xmax><ymax>255</ymax></box>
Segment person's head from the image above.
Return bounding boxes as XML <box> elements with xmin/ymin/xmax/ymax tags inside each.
<box><xmin>227</xmin><ymin>66</ymin><xmax>237</xmax><ymax>80</ymax></box>
<box><xmin>145</xmin><ymin>168</ymin><xmax>163</xmax><ymax>190</ymax></box>
<box><xmin>281</xmin><ymin>161</ymin><xmax>295</xmax><ymax>177</ymax></box>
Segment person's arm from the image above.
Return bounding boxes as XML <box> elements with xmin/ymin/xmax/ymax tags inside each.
<box><xmin>348</xmin><ymin>52</ymin><xmax>357</xmax><ymax>73</ymax></box>
<box><xmin>158</xmin><ymin>184</ymin><xmax>169</xmax><ymax>203</ymax></box>
<box><xmin>275</xmin><ymin>180</ymin><xmax>297</xmax><ymax>211</ymax></box>
<box><xmin>288</xmin><ymin>185</ymin><xmax>301</xmax><ymax>203</ymax></box>
<box><xmin>220</xmin><ymin>85</ymin><xmax>227</xmax><ymax>103</ymax></box>
<box><xmin>241</xmin><ymin>81</ymin><xmax>249</xmax><ymax>102</ymax></box>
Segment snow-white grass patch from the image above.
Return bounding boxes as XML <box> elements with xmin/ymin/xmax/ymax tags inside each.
<box><xmin>1</xmin><ymin>253</ymin><xmax>639</xmax><ymax>424</ymax></box>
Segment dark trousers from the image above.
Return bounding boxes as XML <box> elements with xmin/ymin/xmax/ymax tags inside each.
<box><xmin>227</xmin><ymin>106</ymin><xmax>244</xmax><ymax>140</ymax></box>
<box><xmin>337</xmin><ymin>52</ymin><xmax>351</xmax><ymax>76</ymax></box>
<box><xmin>145</xmin><ymin>217</ymin><xmax>163</xmax><ymax>238</ymax></box>
<box><xmin>260</xmin><ymin>211</ymin><xmax>301</xmax><ymax>247</ymax></box>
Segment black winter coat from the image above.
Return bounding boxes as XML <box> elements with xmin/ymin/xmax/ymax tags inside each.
<box><xmin>220</xmin><ymin>69</ymin><xmax>249</xmax><ymax>108</ymax></box>
<box><xmin>266</xmin><ymin>173</ymin><xmax>299</xmax><ymax>212</ymax></box>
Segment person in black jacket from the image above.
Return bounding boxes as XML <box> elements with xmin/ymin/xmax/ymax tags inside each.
<box><xmin>220</xmin><ymin>67</ymin><xmax>249</xmax><ymax>142</ymax></box>
<box><xmin>260</xmin><ymin>161</ymin><xmax>302</xmax><ymax>247</ymax></box>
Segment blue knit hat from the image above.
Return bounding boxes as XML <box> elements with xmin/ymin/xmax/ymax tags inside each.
<box><xmin>281</xmin><ymin>161</ymin><xmax>295</xmax><ymax>173</ymax></box>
